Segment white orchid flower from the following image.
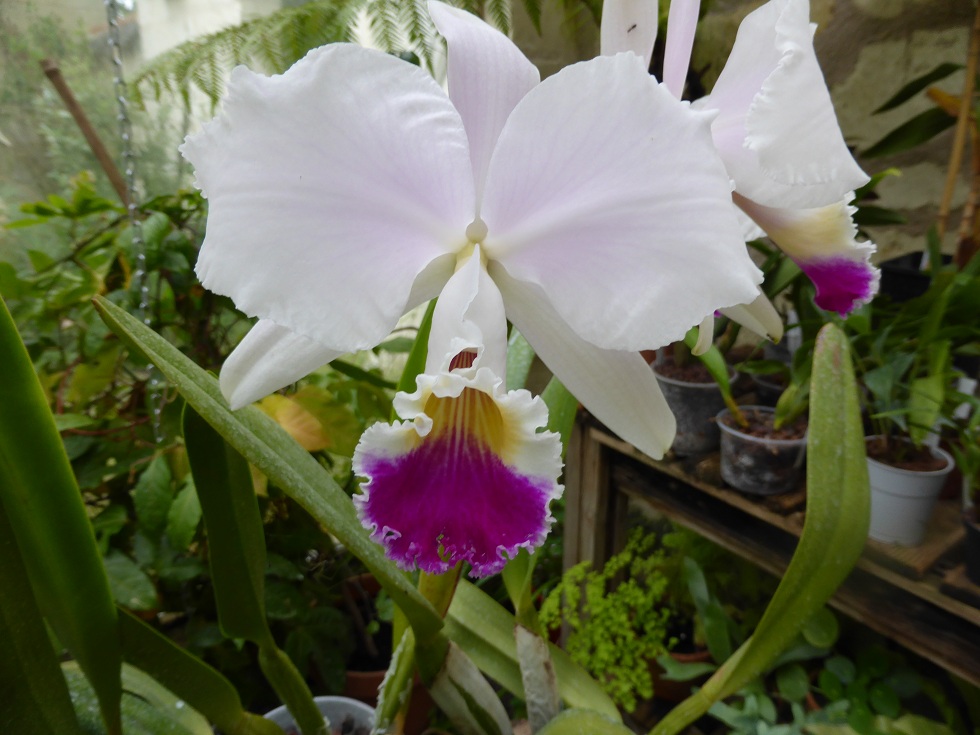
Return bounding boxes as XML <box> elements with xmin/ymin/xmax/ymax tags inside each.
<box><xmin>182</xmin><ymin>2</ymin><xmax>763</xmax><ymax>573</ymax></box>
<box><xmin>648</xmin><ymin>0</ymin><xmax>879</xmax><ymax>317</ymax></box>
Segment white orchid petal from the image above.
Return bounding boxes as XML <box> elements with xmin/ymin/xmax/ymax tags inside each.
<box><xmin>599</xmin><ymin>0</ymin><xmax>658</xmax><ymax>68</ymax></box>
<box><xmin>219</xmin><ymin>321</ymin><xmax>343</xmax><ymax>409</ymax></box>
<box><xmin>428</xmin><ymin>1</ymin><xmax>539</xmax><ymax>206</ymax></box>
<box><xmin>720</xmin><ymin>292</ymin><xmax>784</xmax><ymax>342</ymax></box>
<box><xmin>493</xmin><ymin>267</ymin><xmax>676</xmax><ymax>460</ymax></box>
<box><xmin>481</xmin><ymin>53</ymin><xmax>761</xmax><ymax>352</ymax></box>
<box><xmin>183</xmin><ymin>43</ymin><xmax>473</xmax><ymax>354</ymax></box>
<box><xmin>663</xmin><ymin>0</ymin><xmax>700</xmax><ymax>99</ymax></box>
<box><xmin>425</xmin><ymin>246</ymin><xmax>508</xmax><ymax>378</ymax></box>
<box><xmin>736</xmin><ymin>193</ymin><xmax>879</xmax><ymax>314</ymax></box>
<box><xmin>696</xmin><ymin>0</ymin><xmax>867</xmax><ymax>209</ymax></box>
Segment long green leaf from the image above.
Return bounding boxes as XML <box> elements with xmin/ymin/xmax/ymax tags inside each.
<box><xmin>93</xmin><ymin>296</ymin><xmax>442</xmax><ymax>642</ymax></box>
<box><xmin>0</xmin><ymin>296</ymin><xmax>122</xmax><ymax>734</ymax></box>
<box><xmin>506</xmin><ymin>330</ymin><xmax>536</xmax><ymax>391</ymax></box>
<box><xmin>118</xmin><ymin>610</ymin><xmax>284</xmax><ymax>735</ymax></box>
<box><xmin>183</xmin><ymin>405</ymin><xmax>272</xmax><ymax>645</ymax></box>
<box><xmin>873</xmin><ymin>62</ymin><xmax>962</xmax><ymax>113</ymax></box>
<box><xmin>537</xmin><ymin>709</ymin><xmax>635</xmax><ymax>735</ymax></box>
<box><xmin>863</xmin><ymin>107</ymin><xmax>956</xmax><ymax>158</ymax></box>
<box><xmin>396</xmin><ymin>299</ymin><xmax>435</xmax><ymax>395</ymax></box>
<box><xmin>0</xmin><ymin>500</ymin><xmax>83</xmax><ymax>735</ymax></box>
<box><xmin>446</xmin><ymin>581</ymin><xmax>621</xmax><ymax>721</ymax></box>
<box><xmin>652</xmin><ymin>323</ymin><xmax>870</xmax><ymax>735</ymax></box>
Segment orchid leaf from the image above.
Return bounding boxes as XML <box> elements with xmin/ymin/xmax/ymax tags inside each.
<box><xmin>873</xmin><ymin>62</ymin><xmax>962</xmax><ymax>113</ymax></box>
<box><xmin>0</xmin><ymin>296</ymin><xmax>122</xmax><ymax>734</ymax></box>
<box><xmin>0</xmin><ymin>501</ymin><xmax>83</xmax><ymax>735</ymax></box>
<box><xmin>183</xmin><ymin>405</ymin><xmax>272</xmax><ymax>646</ymax></box>
<box><xmin>536</xmin><ymin>709</ymin><xmax>635</xmax><ymax>735</ymax></box>
<box><xmin>374</xmin><ymin>629</ymin><xmax>417</xmax><ymax>734</ymax></box>
<box><xmin>63</xmin><ymin>662</ymin><xmax>213</xmax><ymax>735</ymax></box>
<box><xmin>446</xmin><ymin>580</ymin><xmax>621</xmax><ymax>721</ymax></box>
<box><xmin>863</xmin><ymin>107</ymin><xmax>956</xmax><ymax>158</ymax></box>
<box><xmin>118</xmin><ymin>609</ymin><xmax>284</xmax><ymax>735</ymax></box>
<box><xmin>652</xmin><ymin>323</ymin><xmax>869</xmax><ymax>735</ymax></box>
<box><xmin>93</xmin><ymin>296</ymin><xmax>443</xmax><ymax>642</ymax></box>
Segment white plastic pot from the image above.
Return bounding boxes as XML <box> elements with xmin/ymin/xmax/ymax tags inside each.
<box><xmin>264</xmin><ymin>695</ymin><xmax>375</xmax><ymax>734</ymax></box>
<box><xmin>866</xmin><ymin>438</ymin><xmax>954</xmax><ymax>546</ymax></box>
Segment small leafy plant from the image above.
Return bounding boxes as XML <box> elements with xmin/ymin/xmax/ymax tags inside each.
<box><xmin>539</xmin><ymin>529</ymin><xmax>674</xmax><ymax>712</ymax></box>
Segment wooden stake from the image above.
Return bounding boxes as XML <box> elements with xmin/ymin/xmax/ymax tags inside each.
<box><xmin>40</xmin><ymin>58</ymin><xmax>130</xmax><ymax>207</ymax></box>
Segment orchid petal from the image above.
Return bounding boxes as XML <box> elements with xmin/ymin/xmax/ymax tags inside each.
<box><xmin>696</xmin><ymin>0</ymin><xmax>867</xmax><ymax>209</ymax></box>
<box><xmin>663</xmin><ymin>0</ymin><xmax>700</xmax><ymax>99</ymax></box>
<box><xmin>219</xmin><ymin>321</ymin><xmax>344</xmax><ymax>410</ymax></box>
<box><xmin>425</xmin><ymin>245</ymin><xmax>509</xmax><ymax>379</ymax></box>
<box><xmin>182</xmin><ymin>44</ymin><xmax>473</xmax><ymax>354</ymax></box>
<box><xmin>599</xmin><ymin>0</ymin><xmax>658</xmax><ymax>68</ymax></box>
<box><xmin>481</xmin><ymin>53</ymin><xmax>761</xmax><ymax>352</ymax></box>
<box><xmin>493</xmin><ymin>266</ymin><xmax>676</xmax><ymax>459</ymax></box>
<box><xmin>353</xmin><ymin>366</ymin><xmax>562</xmax><ymax>577</ymax></box>
<box><xmin>428</xmin><ymin>1</ymin><xmax>539</xmax><ymax>207</ymax></box>
<box><xmin>735</xmin><ymin>193</ymin><xmax>879</xmax><ymax>315</ymax></box>
<box><xmin>720</xmin><ymin>292</ymin><xmax>785</xmax><ymax>342</ymax></box>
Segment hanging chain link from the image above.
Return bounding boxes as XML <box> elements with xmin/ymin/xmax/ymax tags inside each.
<box><xmin>104</xmin><ymin>0</ymin><xmax>165</xmax><ymax>444</ymax></box>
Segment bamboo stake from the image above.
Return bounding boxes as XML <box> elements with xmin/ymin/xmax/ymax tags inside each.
<box><xmin>40</xmin><ymin>58</ymin><xmax>130</xmax><ymax>207</ymax></box>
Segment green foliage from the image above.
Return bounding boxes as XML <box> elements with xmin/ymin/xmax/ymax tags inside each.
<box><xmin>539</xmin><ymin>529</ymin><xmax>674</xmax><ymax>712</ymax></box>
<box><xmin>708</xmin><ymin>635</ymin><xmax>955</xmax><ymax>735</ymax></box>
<box><xmin>843</xmin><ymin>248</ymin><xmax>980</xmax><ymax>452</ymax></box>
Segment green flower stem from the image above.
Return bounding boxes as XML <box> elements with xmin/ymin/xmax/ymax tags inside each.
<box><xmin>258</xmin><ymin>645</ymin><xmax>327</xmax><ymax>735</ymax></box>
<box><xmin>419</xmin><ymin>565</ymin><xmax>463</xmax><ymax>620</ymax></box>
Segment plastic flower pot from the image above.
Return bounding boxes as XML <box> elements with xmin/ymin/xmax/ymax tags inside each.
<box><xmin>866</xmin><ymin>438</ymin><xmax>954</xmax><ymax>546</ymax></box>
<box><xmin>263</xmin><ymin>696</ymin><xmax>374</xmax><ymax>735</ymax></box>
<box><xmin>653</xmin><ymin>365</ymin><xmax>729</xmax><ymax>456</ymax></box>
<box><xmin>716</xmin><ymin>406</ymin><xmax>807</xmax><ymax>495</ymax></box>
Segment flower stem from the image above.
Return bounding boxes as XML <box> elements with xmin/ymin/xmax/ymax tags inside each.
<box><xmin>258</xmin><ymin>644</ymin><xmax>326</xmax><ymax>735</ymax></box>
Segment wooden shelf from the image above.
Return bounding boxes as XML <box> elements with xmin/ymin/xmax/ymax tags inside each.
<box><xmin>564</xmin><ymin>415</ymin><xmax>980</xmax><ymax>688</ymax></box>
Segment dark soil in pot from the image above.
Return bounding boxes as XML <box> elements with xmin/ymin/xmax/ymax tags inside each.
<box><xmin>654</xmin><ymin>358</ymin><xmax>714</xmax><ymax>383</ymax></box>
<box><xmin>718</xmin><ymin>407</ymin><xmax>807</xmax><ymax>495</ymax></box>
<box><xmin>865</xmin><ymin>436</ymin><xmax>948</xmax><ymax>473</ymax></box>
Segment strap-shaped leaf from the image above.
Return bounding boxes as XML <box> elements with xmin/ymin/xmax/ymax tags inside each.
<box><xmin>651</xmin><ymin>323</ymin><xmax>870</xmax><ymax>735</ymax></box>
<box><xmin>118</xmin><ymin>609</ymin><xmax>284</xmax><ymax>735</ymax></box>
<box><xmin>536</xmin><ymin>709</ymin><xmax>635</xmax><ymax>735</ymax></box>
<box><xmin>0</xmin><ymin>500</ymin><xmax>83</xmax><ymax>735</ymax></box>
<box><xmin>94</xmin><ymin>295</ymin><xmax>442</xmax><ymax>642</ymax></box>
<box><xmin>183</xmin><ymin>405</ymin><xmax>272</xmax><ymax>645</ymax></box>
<box><xmin>0</xmin><ymin>297</ymin><xmax>122</xmax><ymax>734</ymax></box>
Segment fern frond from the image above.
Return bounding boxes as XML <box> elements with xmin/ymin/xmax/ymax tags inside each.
<box><xmin>133</xmin><ymin>0</ymin><xmax>364</xmax><ymax>110</ymax></box>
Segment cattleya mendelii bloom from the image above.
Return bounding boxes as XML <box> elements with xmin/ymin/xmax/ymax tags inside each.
<box><xmin>609</xmin><ymin>0</ymin><xmax>878</xmax><ymax>317</ymax></box>
<box><xmin>182</xmin><ymin>1</ymin><xmax>763</xmax><ymax>574</ymax></box>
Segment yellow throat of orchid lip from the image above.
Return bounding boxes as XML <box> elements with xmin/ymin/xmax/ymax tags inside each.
<box><xmin>422</xmin><ymin>350</ymin><xmax>507</xmax><ymax>452</ymax></box>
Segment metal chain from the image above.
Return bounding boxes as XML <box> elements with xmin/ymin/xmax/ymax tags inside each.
<box><xmin>104</xmin><ymin>0</ymin><xmax>165</xmax><ymax>444</ymax></box>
